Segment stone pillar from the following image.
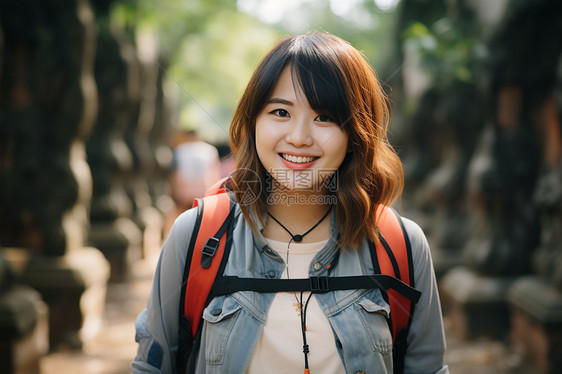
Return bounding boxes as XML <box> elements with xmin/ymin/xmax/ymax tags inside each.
<box><xmin>442</xmin><ymin>0</ymin><xmax>562</xmax><ymax>343</ymax></box>
<box><xmin>87</xmin><ymin>0</ymin><xmax>142</xmax><ymax>280</ymax></box>
<box><xmin>149</xmin><ymin>56</ymin><xmax>176</xmax><ymax>232</ymax></box>
<box><xmin>416</xmin><ymin>79</ymin><xmax>484</xmax><ymax>279</ymax></box>
<box><xmin>0</xmin><ymin>250</ymin><xmax>49</xmax><ymax>374</ymax></box>
<box><xmin>508</xmin><ymin>276</ymin><xmax>562</xmax><ymax>374</ymax></box>
<box><xmin>0</xmin><ymin>0</ymin><xmax>110</xmax><ymax>350</ymax></box>
<box><xmin>0</xmin><ymin>14</ymin><xmax>48</xmax><ymax>374</ymax></box>
<box><xmin>388</xmin><ymin>0</ymin><xmax>448</xmax><ymax>203</ymax></box>
<box><xmin>391</xmin><ymin>0</ymin><xmax>485</xmax><ymax>278</ymax></box>
<box><xmin>507</xmin><ymin>56</ymin><xmax>562</xmax><ymax>374</ymax></box>
<box><xmin>124</xmin><ymin>30</ymin><xmax>164</xmax><ymax>258</ymax></box>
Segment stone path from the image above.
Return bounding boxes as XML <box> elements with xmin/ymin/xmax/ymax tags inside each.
<box><xmin>39</xmin><ymin>250</ymin><xmax>537</xmax><ymax>374</ymax></box>
<box><xmin>444</xmin><ymin>322</ymin><xmax>538</xmax><ymax>374</ymax></box>
<box><xmin>39</xmin><ymin>252</ymin><xmax>157</xmax><ymax>374</ymax></box>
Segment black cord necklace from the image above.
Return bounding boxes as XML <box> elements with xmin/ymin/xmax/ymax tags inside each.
<box><xmin>267</xmin><ymin>208</ymin><xmax>331</xmax><ymax>245</ymax></box>
<box><xmin>267</xmin><ymin>208</ymin><xmax>331</xmax><ymax>374</ymax></box>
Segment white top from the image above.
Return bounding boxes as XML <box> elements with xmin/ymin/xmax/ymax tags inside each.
<box><xmin>246</xmin><ymin>238</ymin><xmax>346</xmax><ymax>374</ymax></box>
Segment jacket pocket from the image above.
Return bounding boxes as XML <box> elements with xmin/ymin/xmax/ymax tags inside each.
<box><xmin>202</xmin><ymin>296</ymin><xmax>242</xmax><ymax>365</ymax></box>
<box><xmin>353</xmin><ymin>290</ymin><xmax>392</xmax><ymax>353</ymax></box>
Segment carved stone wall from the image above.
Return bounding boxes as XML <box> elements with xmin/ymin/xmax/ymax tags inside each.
<box><xmin>434</xmin><ymin>0</ymin><xmax>562</xmax><ymax>371</ymax></box>
<box><xmin>462</xmin><ymin>0</ymin><xmax>562</xmax><ymax>276</ymax></box>
<box><xmin>0</xmin><ymin>0</ymin><xmax>110</xmax><ymax>351</ymax></box>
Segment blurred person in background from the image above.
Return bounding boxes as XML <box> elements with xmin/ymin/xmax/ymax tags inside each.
<box><xmin>169</xmin><ymin>122</ymin><xmax>221</xmax><ymax>214</ymax></box>
<box><xmin>215</xmin><ymin>142</ymin><xmax>237</xmax><ymax>178</ymax></box>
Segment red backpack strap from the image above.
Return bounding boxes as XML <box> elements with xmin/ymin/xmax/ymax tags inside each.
<box><xmin>373</xmin><ymin>205</ymin><xmax>415</xmax><ymax>374</ymax></box>
<box><xmin>184</xmin><ymin>193</ymin><xmax>233</xmax><ymax>334</ymax></box>
<box><xmin>204</xmin><ymin>176</ymin><xmax>230</xmax><ymax>196</ymax></box>
<box><xmin>176</xmin><ymin>192</ymin><xmax>234</xmax><ymax>374</ymax></box>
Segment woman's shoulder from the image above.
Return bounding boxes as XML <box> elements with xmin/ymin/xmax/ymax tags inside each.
<box><xmin>399</xmin><ymin>216</ymin><xmax>426</xmax><ymax>243</ymax></box>
<box><xmin>166</xmin><ymin>206</ymin><xmax>200</xmax><ymax>248</ymax></box>
<box><xmin>174</xmin><ymin>206</ymin><xmax>200</xmax><ymax>229</ymax></box>
<box><xmin>398</xmin><ymin>215</ymin><xmax>432</xmax><ymax>263</ymax></box>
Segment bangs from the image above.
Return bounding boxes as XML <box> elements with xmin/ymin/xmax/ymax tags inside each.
<box><xmin>247</xmin><ymin>33</ymin><xmax>353</xmax><ymax>127</ymax></box>
<box><xmin>288</xmin><ymin>40</ymin><xmax>351</xmax><ymax>126</ymax></box>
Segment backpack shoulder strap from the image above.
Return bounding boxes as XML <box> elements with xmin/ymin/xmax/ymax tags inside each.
<box><xmin>184</xmin><ymin>193</ymin><xmax>234</xmax><ymax>334</ymax></box>
<box><xmin>176</xmin><ymin>191</ymin><xmax>234</xmax><ymax>374</ymax></box>
<box><xmin>372</xmin><ymin>205</ymin><xmax>415</xmax><ymax>374</ymax></box>
<box><xmin>204</xmin><ymin>177</ymin><xmax>229</xmax><ymax>196</ymax></box>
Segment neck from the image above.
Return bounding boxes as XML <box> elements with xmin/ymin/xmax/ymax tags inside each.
<box><xmin>264</xmin><ymin>198</ymin><xmax>333</xmax><ymax>243</ymax></box>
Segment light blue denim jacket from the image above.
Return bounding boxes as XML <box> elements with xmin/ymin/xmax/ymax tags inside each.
<box><xmin>132</xmin><ymin>204</ymin><xmax>449</xmax><ymax>374</ymax></box>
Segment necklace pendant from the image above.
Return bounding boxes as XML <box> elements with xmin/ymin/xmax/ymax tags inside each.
<box><xmin>268</xmin><ymin>208</ymin><xmax>331</xmax><ymax>244</ymax></box>
<box><xmin>293</xmin><ymin>301</ymin><xmax>303</xmax><ymax>316</ymax></box>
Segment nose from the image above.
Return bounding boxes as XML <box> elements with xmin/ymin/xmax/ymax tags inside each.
<box><xmin>285</xmin><ymin>117</ymin><xmax>313</xmax><ymax>147</ymax></box>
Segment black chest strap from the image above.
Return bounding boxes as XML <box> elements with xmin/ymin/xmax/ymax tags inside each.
<box><xmin>211</xmin><ymin>274</ymin><xmax>421</xmax><ymax>303</ymax></box>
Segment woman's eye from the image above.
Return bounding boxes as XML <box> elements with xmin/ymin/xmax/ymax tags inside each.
<box><xmin>316</xmin><ymin>114</ymin><xmax>334</xmax><ymax>123</ymax></box>
<box><xmin>272</xmin><ymin>109</ymin><xmax>290</xmax><ymax>118</ymax></box>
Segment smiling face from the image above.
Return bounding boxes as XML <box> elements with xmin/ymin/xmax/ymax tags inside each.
<box><xmin>255</xmin><ymin>65</ymin><xmax>349</xmax><ymax>193</ymax></box>
<box><xmin>230</xmin><ymin>33</ymin><xmax>403</xmax><ymax>248</ymax></box>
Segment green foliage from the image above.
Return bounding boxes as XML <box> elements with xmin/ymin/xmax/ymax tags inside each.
<box><xmin>403</xmin><ymin>17</ymin><xmax>486</xmax><ymax>89</ymax></box>
<box><xmin>109</xmin><ymin>0</ymin><xmax>402</xmax><ymax>141</ymax></box>
<box><xmin>112</xmin><ymin>0</ymin><xmax>237</xmax><ymax>58</ymax></box>
<box><xmin>169</xmin><ymin>11</ymin><xmax>281</xmax><ymax>141</ymax></box>
<box><xmin>245</xmin><ymin>0</ymin><xmax>399</xmax><ymax>71</ymax></box>
<box><xmin>111</xmin><ymin>0</ymin><xmax>279</xmax><ymax>141</ymax></box>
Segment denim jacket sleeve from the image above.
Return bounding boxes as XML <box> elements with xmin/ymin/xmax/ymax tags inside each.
<box><xmin>131</xmin><ymin>208</ymin><xmax>199</xmax><ymax>374</ymax></box>
<box><xmin>402</xmin><ymin>217</ymin><xmax>450</xmax><ymax>374</ymax></box>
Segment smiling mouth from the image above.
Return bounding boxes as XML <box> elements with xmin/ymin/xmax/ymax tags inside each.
<box><xmin>280</xmin><ymin>153</ymin><xmax>318</xmax><ymax>164</ymax></box>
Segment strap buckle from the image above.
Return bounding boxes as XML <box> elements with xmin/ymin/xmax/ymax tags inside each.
<box><xmin>309</xmin><ymin>276</ymin><xmax>329</xmax><ymax>293</ymax></box>
<box><xmin>202</xmin><ymin>237</ymin><xmax>220</xmax><ymax>257</ymax></box>
<box><xmin>201</xmin><ymin>237</ymin><xmax>220</xmax><ymax>269</ymax></box>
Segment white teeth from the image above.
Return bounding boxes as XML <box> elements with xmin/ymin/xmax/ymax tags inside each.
<box><xmin>281</xmin><ymin>154</ymin><xmax>316</xmax><ymax>163</ymax></box>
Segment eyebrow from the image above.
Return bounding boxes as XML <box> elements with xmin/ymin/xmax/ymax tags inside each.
<box><xmin>266</xmin><ymin>98</ymin><xmax>294</xmax><ymax>106</ymax></box>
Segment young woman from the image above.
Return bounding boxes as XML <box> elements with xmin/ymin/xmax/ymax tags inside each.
<box><xmin>133</xmin><ymin>32</ymin><xmax>449</xmax><ymax>374</ymax></box>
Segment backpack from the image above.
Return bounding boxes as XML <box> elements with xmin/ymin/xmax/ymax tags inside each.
<box><xmin>176</xmin><ymin>180</ymin><xmax>421</xmax><ymax>374</ymax></box>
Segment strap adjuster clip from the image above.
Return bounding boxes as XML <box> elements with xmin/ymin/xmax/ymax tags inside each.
<box><xmin>201</xmin><ymin>237</ymin><xmax>220</xmax><ymax>269</ymax></box>
<box><xmin>202</xmin><ymin>237</ymin><xmax>220</xmax><ymax>257</ymax></box>
<box><xmin>310</xmin><ymin>276</ymin><xmax>329</xmax><ymax>293</ymax></box>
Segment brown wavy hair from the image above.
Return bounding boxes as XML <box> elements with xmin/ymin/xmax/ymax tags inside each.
<box><xmin>229</xmin><ymin>32</ymin><xmax>403</xmax><ymax>249</ymax></box>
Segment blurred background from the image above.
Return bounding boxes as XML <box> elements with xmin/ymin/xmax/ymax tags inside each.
<box><xmin>0</xmin><ymin>0</ymin><xmax>561</xmax><ymax>373</ymax></box>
